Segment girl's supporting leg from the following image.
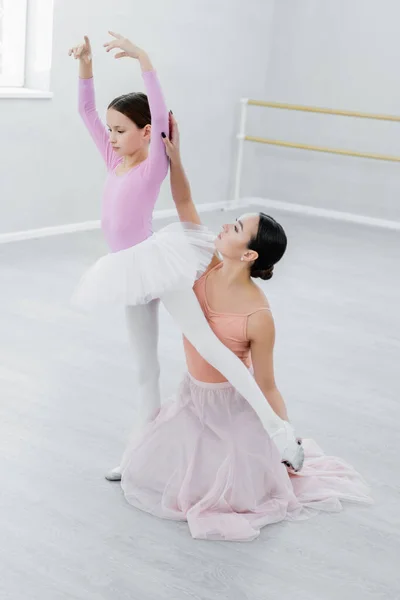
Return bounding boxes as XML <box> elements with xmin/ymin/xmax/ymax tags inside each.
<box><xmin>125</xmin><ymin>299</ymin><xmax>161</xmax><ymax>426</ymax></box>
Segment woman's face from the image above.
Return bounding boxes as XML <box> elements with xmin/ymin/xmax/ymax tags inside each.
<box><xmin>214</xmin><ymin>213</ymin><xmax>260</xmax><ymax>260</ymax></box>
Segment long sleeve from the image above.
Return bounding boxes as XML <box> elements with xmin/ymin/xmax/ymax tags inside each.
<box><xmin>142</xmin><ymin>70</ymin><xmax>169</xmax><ymax>181</ymax></box>
<box><xmin>78</xmin><ymin>77</ymin><xmax>118</xmax><ymax>171</ymax></box>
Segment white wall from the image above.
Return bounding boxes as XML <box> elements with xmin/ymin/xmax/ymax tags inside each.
<box><xmin>0</xmin><ymin>0</ymin><xmax>275</xmax><ymax>235</ymax></box>
<box><xmin>242</xmin><ymin>0</ymin><xmax>400</xmax><ymax>221</ymax></box>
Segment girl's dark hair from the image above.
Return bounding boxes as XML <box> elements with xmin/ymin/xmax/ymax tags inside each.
<box><xmin>108</xmin><ymin>92</ymin><xmax>151</xmax><ymax>129</ymax></box>
<box><xmin>247</xmin><ymin>213</ymin><xmax>287</xmax><ymax>280</ymax></box>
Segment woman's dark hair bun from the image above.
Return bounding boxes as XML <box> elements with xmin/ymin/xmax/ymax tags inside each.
<box><xmin>251</xmin><ymin>265</ymin><xmax>274</xmax><ymax>280</ymax></box>
<box><xmin>247</xmin><ymin>213</ymin><xmax>287</xmax><ymax>281</ymax></box>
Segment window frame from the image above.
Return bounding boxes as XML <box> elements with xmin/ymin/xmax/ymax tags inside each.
<box><xmin>0</xmin><ymin>0</ymin><xmax>28</xmax><ymax>88</ymax></box>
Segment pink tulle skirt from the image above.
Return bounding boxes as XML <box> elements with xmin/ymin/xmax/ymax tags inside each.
<box><xmin>121</xmin><ymin>374</ymin><xmax>372</xmax><ymax>542</ymax></box>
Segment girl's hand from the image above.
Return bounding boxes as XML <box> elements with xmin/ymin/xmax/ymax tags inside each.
<box><xmin>162</xmin><ymin>113</ymin><xmax>181</xmax><ymax>163</ymax></box>
<box><xmin>68</xmin><ymin>36</ymin><xmax>92</xmax><ymax>63</ymax></box>
<box><xmin>103</xmin><ymin>31</ymin><xmax>144</xmax><ymax>59</ymax></box>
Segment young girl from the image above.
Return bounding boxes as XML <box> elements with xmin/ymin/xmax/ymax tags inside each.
<box><xmin>69</xmin><ymin>33</ymin><xmax>304</xmax><ymax>476</ymax></box>
<box><xmin>69</xmin><ymin>32</ymin><xmax>170</xmax><ymax>432</ymax></box>
<box><xmin>118</xmin><ymin>116</ymin><xmax>372</xmax><ymax>542</ymax></box>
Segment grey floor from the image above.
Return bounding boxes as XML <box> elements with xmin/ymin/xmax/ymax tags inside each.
<box><xmin>0</xmin><ymin>207</ymin><xmax>399</xmax><ymax>600</ymax></box>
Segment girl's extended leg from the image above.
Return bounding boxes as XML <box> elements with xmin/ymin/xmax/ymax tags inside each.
<box><xmin>161</xmin><ymin>288</ymin><xmax>304</xmax><ymax>470</ymax></box>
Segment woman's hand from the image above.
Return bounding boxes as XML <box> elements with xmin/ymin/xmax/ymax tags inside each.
<box><xmin>162</xmin><ymin>113</ymin><xmax>181</xmax><ymax>164</ymax></box>
<box><xmin>68</xmin><ymin>36</ymin><xmax>92</xmax><ymax>63</ymax></box>
<box><xmin>103</xmin><ymin>31</ymin><xmax>144</xmax><ymax>60</ymax></box>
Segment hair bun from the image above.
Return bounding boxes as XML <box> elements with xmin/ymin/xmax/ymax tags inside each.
<box><xmin>252</xmin><ymin>266</ymin><xmax>274</xmax><ymax>281</ymax></box>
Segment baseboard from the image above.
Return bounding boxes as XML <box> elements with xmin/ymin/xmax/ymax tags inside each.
<box><xmin>246</xmin><ymin>197</ymin><xmax>400</xmax><ymax>231</ymax></box>
<box><xmin>0</xmin><ymin>201</ymin><xmax>230</xmax><ymax>245</ymax></box>
<box><xmin>0</xmin><ymin>220</ymin><xmax>102</xmax><ymax>245</ymax></box>
<box><xmin>2</xmin><ymin>197</ymin><xmax>397</xmax><ymax>245</ymax></box>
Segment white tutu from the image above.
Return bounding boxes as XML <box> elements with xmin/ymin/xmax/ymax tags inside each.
<box><xmin>72</xmin><ymin>222</ymin><xmax>216</xmax><ymax>308</ymax></box>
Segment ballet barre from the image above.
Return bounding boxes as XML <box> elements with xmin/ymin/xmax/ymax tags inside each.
<box><xmin>232</xmin><ymin>98</ymin><xmax>400</xmax><ymax>206</ymax></box>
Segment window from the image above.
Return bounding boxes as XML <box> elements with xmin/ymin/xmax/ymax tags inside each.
<box><xmin>0</xmin><ymin>0</ymin><xmax>53</xmax><ymax>98</ymax></box>
<box><xmin>0</xmin><ymin>0</ymin><xmax>28</xmax><ymax>87</ymax></box>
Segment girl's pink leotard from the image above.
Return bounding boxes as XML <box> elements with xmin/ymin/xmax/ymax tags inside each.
<box><xmin>78</xmin><ymin>71</ymin><xmax>169</xmax><ymax>252</ymax></box>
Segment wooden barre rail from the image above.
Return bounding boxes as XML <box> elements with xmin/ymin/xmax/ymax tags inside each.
<box><xmin>244</xmin><ymin>135</ymin><xmax>400</xmax><ymax>163</ymax></box>
<box><xmin>232</xmin><ymin>98</ymin><xmax>400</xmax><ymax>206</ymax></box>
<box><xmin>247</xmin><ymin>99</ymin><xmax>400</xmax><ymax>123</ymax></box>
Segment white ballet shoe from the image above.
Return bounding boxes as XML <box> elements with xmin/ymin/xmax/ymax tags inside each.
<box><xmin>105</xmin><ymin>466</ymin><xmax>122</xmax><ymax>482</ymax></box>
<box><xmin>271</xmin><ymin>422</ymin><xmax>305</xmax><ymax>472</ymax></box>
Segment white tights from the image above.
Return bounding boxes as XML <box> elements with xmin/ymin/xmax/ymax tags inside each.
<box><xmin>125</xmin><ymin>289</ymin><xmax>284</xmax><ymax>437</ymax></box>
<box><xmin>125</xmin><ymin>299</ymin><xmax>161</xmax><ymax>427</ymax></box>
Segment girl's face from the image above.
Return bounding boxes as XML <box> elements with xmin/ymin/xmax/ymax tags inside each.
<box><xmin>106</xmin><ymin>108</ymin><xmax>151</xmax><ymax>156</ymax></box>
<box><xmin>214</xmin><ymin>213</ymin><xmax>260</xmax><ymax>260</ymax></box>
